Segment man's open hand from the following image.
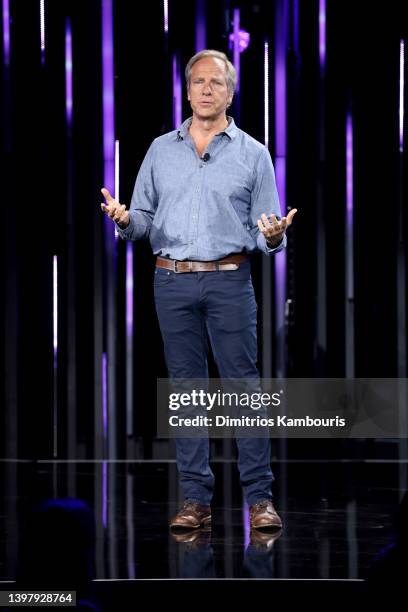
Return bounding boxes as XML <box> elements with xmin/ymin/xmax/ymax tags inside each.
<box><xmin>257</xmin><ymin>208</ymin><xmax>298</xmax><ymax>246</ymax></box>
<box><xmin>100</xmin><ymin>187</ymin><xmax>130</xmax><ymax>229</ymax></box>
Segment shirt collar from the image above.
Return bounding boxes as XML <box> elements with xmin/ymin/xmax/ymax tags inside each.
<box><xmin>176</xmin><ymin>115</ymin><xmax>237</xmax><ymax>141</ymax></box>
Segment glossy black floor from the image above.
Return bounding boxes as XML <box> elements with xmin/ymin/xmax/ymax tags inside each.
<box><xmin>0</xmin><ymin>458</ymin><xmax>405</xmax><ymax>587</ymax></box>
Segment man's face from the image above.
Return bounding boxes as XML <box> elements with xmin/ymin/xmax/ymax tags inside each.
<box><xmin>187</xmin><ymin>57</ymin><xmax>233</xmax><ymax>120</ymax></box>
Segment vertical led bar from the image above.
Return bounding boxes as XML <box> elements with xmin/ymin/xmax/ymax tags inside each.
<box><xmin>345</xmin><ymin>111</ymin><xmax>354</xmax><ymax>377</ymax></box>
<box><xmin>40</xmin><ymin>0</ymin><xmax>45</xmax><ymax>64</ymax></box>
<box><xmin>2</xmin><ymin>0</ymin><xmax>10</xmax><ymax>66</ymax></box>
<box><xmin>264</xmin><ymin>41</ymin><xmax>269</xmax><ymax>148</ymax></box>
<box><xmin>102</xmin><ymin>352</ymin><xmax>108</xmax><ymax>446</ymax></box>
<box><xmin>101</xmin><ymin>0</ymin><xmax>117</xmax><ymax>461</ymax></box>
<box><xmin>319</xmin><ymin>0</ymin><xmax>326</xmax><ymax>70</ymax></box>
<box><xmin>53</xmin><ymin>256</ymin><xmax>58</xmax><ymax>357</ymax></box>
<box><xmin>195</xmin><ymin>0</ymin><xmax>206</xmax><ymax>52</ymax></box>
<box><xmin>316</xmin><ymin>0</ymin><xmax>327</xmax><ymax>373</ymax></box>
<box><xmin>242</xmin><ymin>500</ymin><xmax>250</xmax><ymax>549</ymax></box>
<box><xmin>121</xmin><ymin>135</ymin><xmax>134</xmax><ymax>437</ymax></box>
<box><xmin>232</xmin><ymin>9</ymin><xmax>240</xmax><ymax>93</ymax></box>
<box><xmin>65</xmin><ymin>19</ymin><xmax>73</xmax><ymax>125</ymax></box>
<box><xmin>397</xmin><ymin>39</ymin><xmax>407</xmax><ymax>491</ymax></box>
<box><xmin>274</xmin><ymin>0</ymin><xmax>288</xmax><ymax>379</ymax></box>
<box><xmin>126</xmin><ymin>242</ymin><xmax>134</xmax><ymax>435</ymax></box>
<box><xmin>102</xmin><ymin>0</ymin><xmax>115</xmax><ymax>197</ymax></box>
<box><xmin>102</xmin><ymin>460</ymin><xmax>108</xmax><ymax>529</ymax></box>
<box><xmin>163</xmin><ymin>0</ymin><xmax>168</xmax><ymax>33</ymax></box>
<box><xmin>114</xmin><ymin>139</ymin><xmax>119</xmax><ymax>239</ymax></box>
<box><xmin>53</xmin><ymin>255</ymin><xmax>58</xmax><ymax>457</ymax></box>
<box><xmin>172</xmin><ymin>55</ymin><xmax>182</xmax><ymax>128</ymax></box>
<box><xmin>262</xmin><ymin>39</ymin><xmax>273</xmax><ymax>377</ymax></box>
<box><xmin>400</xmin><ymin>40</ymin><xmax>404</xmax><ymax>153</ymax></box>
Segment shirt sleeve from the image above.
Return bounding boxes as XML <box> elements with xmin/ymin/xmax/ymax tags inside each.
<box><xmin>248</xmin><ymin>146</ymin><xmax>286</xmax><ymax>256</ymax></box>
<box><xmin>115</xmin><ymin>139</ymin><xmax>158</xmax><ymax>241</ymax></box>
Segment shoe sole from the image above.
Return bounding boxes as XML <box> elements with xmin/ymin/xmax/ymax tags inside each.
<box><xmin>170</xmin><ymin>516</ymin><xmax>212</xmax><ymax>530</ymax></box>
<box><xmin>251</xmin><ymin>522</ymin><xmax>283</xmax><ymax>531</ymax></box>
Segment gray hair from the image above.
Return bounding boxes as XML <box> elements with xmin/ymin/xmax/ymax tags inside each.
<box><xmin>185</xmin><ymin>49</ymin><xmax>237</xmax><ymax>94</ymax></box>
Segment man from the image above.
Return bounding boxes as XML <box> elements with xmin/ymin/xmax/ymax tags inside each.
<box><xmin>101</xmin><ymin>49</ymin><xmax>297</xmax><ymax>531</ymax></box>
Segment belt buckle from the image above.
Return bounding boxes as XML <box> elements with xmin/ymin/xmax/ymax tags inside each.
<box><xmin>173</xmin><ymin>260</ymin><xmax>192</xmax><ymax>273</ymax></box>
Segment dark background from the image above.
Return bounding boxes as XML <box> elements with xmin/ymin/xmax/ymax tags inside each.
<box><xmin>1</xmin><ymin>0</ymin><xmax>407</xmax><ymax>460</ymax></box>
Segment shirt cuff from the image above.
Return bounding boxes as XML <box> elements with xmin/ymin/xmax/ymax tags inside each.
<box><xmin>115</xmin><ymin>216</ymin><xmax>134</xmax><ymax>240</ymax></box>
<box><xmin>259</xmin><ymin>232</ymin><xmax>287</xmax><ymax>254</ymax></box>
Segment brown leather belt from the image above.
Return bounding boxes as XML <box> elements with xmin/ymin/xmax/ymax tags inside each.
<box><xmin>156</xmin><ymin>254</ymin><xmax>248</xmax><ymax>273</ymax></box>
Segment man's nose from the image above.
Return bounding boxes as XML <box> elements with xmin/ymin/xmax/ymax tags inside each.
<box><xmin>202</xmin><ymin>84</ymin><xmax>212</xmax><ymax>95</ymax></box>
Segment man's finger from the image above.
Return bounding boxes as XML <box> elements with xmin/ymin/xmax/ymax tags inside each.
<box><xmin>279</xmin><ymin>217</ymin><xmax>287</xmax><ymax>231</ymax></box>
<box><xmin>286</xmin><ymin>208</ymin><xmax>298</xmax><ymax>225</ymax></box>
<box><xmin>261</xmin><ymin>213</ymin><xmax>272</xmax><ymax>228</ymax></box>
<box><xmin>268</xmin><ymin>213</ymin><xmax>281</xmax><ymax>227</ymax></box>
<box><xmin>101</xmin><ymin>187</ymin><xmax>115</xmax><ymax>205</ymax></box>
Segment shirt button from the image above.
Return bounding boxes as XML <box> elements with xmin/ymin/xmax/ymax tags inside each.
<box><xmin>199</xmin><ymin>164</ymin><xmax>203</xmax><ymax>168</ymax></box>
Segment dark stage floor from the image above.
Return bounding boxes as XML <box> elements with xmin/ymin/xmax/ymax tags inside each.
<box><xmin>0</xmin><ymin>459</ymin><xmax>404</xmax><ymax>585</ymax></box>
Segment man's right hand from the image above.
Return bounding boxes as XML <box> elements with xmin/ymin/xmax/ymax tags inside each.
<box><xmin>100</xmin><ymin>187</ymin><xmax>130</xmax><ymax>229</ymax></box>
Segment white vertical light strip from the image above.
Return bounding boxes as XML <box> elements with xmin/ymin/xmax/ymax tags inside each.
<box><xmin>397</xmin><ymin>39</ymin><xmax>407</xmax><ymax>498</ymax></box>
<box><xmin>264</xmin><ymin>41</ymin><xmax>269</xmax><ymax>148</ymax></box>
<box><xmin>40</xmin><ymin>0</ymin><xmax>45</xmax><ymax>64</ymax></box>
<box><xmin>53</xmin><ymin>255</ymin><xmax>58</xmax><ymax>457</ymax></box>
<box><xmin>163</xmin><ymin>0</ymin><xmax>169</xmax><ymax>33</ymax></box>
<box><xmin>400</xmin><ymin>40</ymin><xmax>405</xmax><ymax>153</ymax></box>
<box><xmin>262</xmin><ymin>37</ymin><xmax>273</xmax><ymax>381</ymax></box>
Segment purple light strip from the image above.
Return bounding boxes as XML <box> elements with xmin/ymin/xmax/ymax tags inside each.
<box><xmin>319</xmin><ymin>0</ymin><xmax>326</xmax><ymax>69</ymax></box>
<box><xmin>102</xmin><ymin>352</ymin><xmax>108</xmax><ymax>442</ymax></box>
<box><xmin>172</xmin><ymin>55</ymin><xmax>182</xmax><ymax>128</ymax></box>
<box><xmin>195</xmin><ymin>0</ymin><xmax>206</xmax><ymax>52</ymax></box>
<box><xmin>163</xmin><ymin>0</ymin><xmax>168</xmax><ymax>33</ymax></box>
<box><xmin>40</xmin><ymin>0</ymin><xmax>45</xmax><ymax>64</ymax></box>
<box><xmin>243</xmin><ymin>500</ymin><xmax>250</xmax><ymax>548</ymax></box>
<box><xmin>126</xmin><ymin>244</ymin><xmax>134</xmax><ymax>339</ymax></box>
<box><xmin>114</xmin><ymin>139</ymin><xmax>119</xmax><ymax>239</ymax></box>
<box><xmin>53</xmin><ymin>255</ymin><xmax>58</xmax><ymax>355</ymax></box>
<box><xmin>274</xmin><ymin>0</ymin><xmax>288</xmax><ymax>378</ymax></box>
<box><xmin>65</xmin><ymin>19</ymin><xmax>73</xmax><ymax>125</ymax></box>
<box><xmin>400</xmin><ymin>40</ymin><xmax>405</xmax><ymax>153</ymax></box>
<box><xmin>264</xmin><ymin>41</ymin><xmax>269</xmax><ymax>148</ymax></box>
<box><xmin>293</xmin><ymin>0</ymin><xmax>299</xmax><ymax>56</ymax></box>
<box><xmin>275</xmin><ymin>37</ymin><xmax>286</xmax><ymax>154</ymax></box>
<box><xmin>232</xmin><ymin>9</ymin><xmax>240</xmax><ymax>92</ymax></box>
<box><xmin>102</xmin><ymin>460</ymin><xmax>108</xmax><ymax>529</ymax></box>
<box><xmin>102</xmin><ymin>0</ymin><xmax>115</xmax><ymax>199</ymax></box>
<box><xmin>101</xmin><ymin>0</ymin><xmax>115</xmax><ymax>450</ymax></box>
<box><xmin>2</xmin><ymin>0</ymin><xmax>10</xmax><ymax>66</ymax></box>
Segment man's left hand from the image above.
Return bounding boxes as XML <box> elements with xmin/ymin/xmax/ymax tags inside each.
<box><xmin>257</xmin><ymin>208</ymin><xmax>298</xmax><ymax>247</ymax></box>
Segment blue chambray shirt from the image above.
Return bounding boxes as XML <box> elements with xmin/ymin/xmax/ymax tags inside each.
<box><xmin>116</xmin><ymin>115</ymin><xmax>286</xmax><ymax>260</ymax></box>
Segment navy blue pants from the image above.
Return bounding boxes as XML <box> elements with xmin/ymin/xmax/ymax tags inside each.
<box><xmin>154</xmin><ymin>258</ymin><xmax>274</xmax><ymax>506</ymax></box>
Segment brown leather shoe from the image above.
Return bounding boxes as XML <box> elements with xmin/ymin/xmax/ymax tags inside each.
<box><xmin>249</xmin><ymin>500</ymin><xmax>283</xmax><ymax>530</ymax></box>
<box><xmin>170</xmin><ymin>501</ymin><xmax>211</xmax><ymax>530</ymax></box>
